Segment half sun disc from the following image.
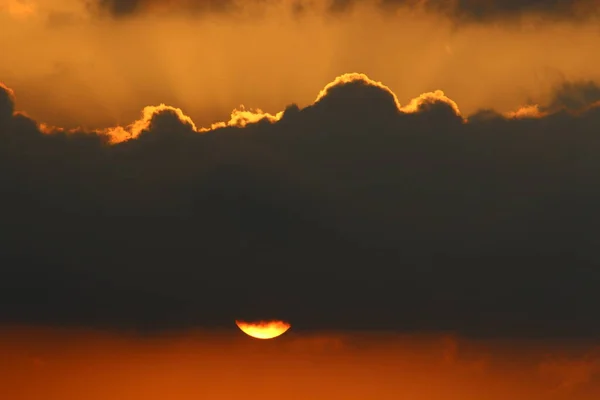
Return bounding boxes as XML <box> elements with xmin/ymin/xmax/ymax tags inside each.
<box><xmin>235</xmin><ymin>320</ymin><xmax>291</xmax><ymax>339</ymax></box>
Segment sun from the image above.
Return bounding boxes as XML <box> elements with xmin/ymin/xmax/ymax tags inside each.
<box><xmin>235</xmin><ymin>320</ymin><xmax>291</xmax><ymax>339</ymax></box>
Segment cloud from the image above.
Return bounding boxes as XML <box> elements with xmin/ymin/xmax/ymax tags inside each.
<box><xmin>96</xmin><ymin>0</ymin><xmax>140</xmax><ymax>16</ymax></box>
<box><xmin>88</xmin><ymin>0</ymin><xmax>600</xmax><ymax>21</ymax></box>
<box><xmin>502</xmin><ymin>81</ymin><xmax>600</xmax><ymax>119</ymax></box>
<box><xmin>103</xmin><ymin>104</ymin><xmax>198</xmax><ymax>143</ymax></box>
<box><xmin>1</xmin><ymin>74</ymin><xmax>600</xmax><ymax>337</ymax></box>
<box><xmin>314</xmin><ymin>72</ymin><xmax>402</xmax><ymax>112</ymax></box>
<box><xmin>543</xmin><ymin>80</ymin><xmax>600</xmax><ymax>113</ymax></box>
<box><xmin>384</xmin><ymin>0</ymin><xmax>599</xmax><ymax>21</ymax></box>
<box><xmin>0</xmin><ymin>82</ymin><xmax>15</xmax><ymax>125</ymax></box>
<box><xmin>91</xmin><ymin>0</ymin><xmax>238</xmax><ymax>17</ymax></box>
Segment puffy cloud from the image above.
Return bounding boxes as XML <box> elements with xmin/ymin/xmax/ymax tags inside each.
<box><xmin>98</xmin><ymin>103</ymin><xmax>284</xmax><ymax>143</ymax></box>
<box><xmin>206</xmin><ymin>106</ymin><xmax>285</xmax><ymax>131</ymax></box>
<box><xmin>314</xmin><ymin>73</ymin><xmax>402</xmax><ymax>109</ymax></box>
<box><xmin>103</xmin><ymin>104</ymin><xmax>198</xmax><ymax>143</ymax></box>
<box><xmin>1</xmin><ymin>74</ymin><xmax>600</xmax><ymax>337</ymax></box>
<box><xmin>307</xmin><ymin>73</ymin><xmax>403</xmax><ymax>125</ymax></box>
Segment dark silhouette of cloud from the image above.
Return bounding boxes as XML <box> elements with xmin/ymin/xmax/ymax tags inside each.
<box><xmin>383</xmin><ymin>0</ymin><xmax>599</xmax><ymax>21</ymax></box>
<box><xmin>0</xmin><ymin>83</ymin><xmax>15</xmax><ymax>126</ymax></box>
<box><xmin>543</xmin><ymin>81</ymin><xmax>600</xmax><ymax>113</ymax></box>
<box><xmin>91</xmin><ymin>0</ymin><xmax>600</xmax><ymax>21</ymax></box>
<box><xmin>1</xmin><ymin>74</ymin><xmax>600</xmax><ymax>337</ymax></box>
<box><xmin>93</xmin><ymin>0</ymin><xmax>236</xmax><ymax>17</ymax></box>
<box><xmin>98</xmin><ymin>0</ymin><xmax>140</xmax><ymax>16</ymax></box>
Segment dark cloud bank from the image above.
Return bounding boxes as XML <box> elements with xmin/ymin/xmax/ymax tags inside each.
<box><xmin>94</xmin><ymin>0</ymin><xmax>600</xmax><ymax>21</ymax></box>
<box><xmin>1</xmin><ymin>76</ymin><xmax>600</xmax><ymax>338</ymax></box>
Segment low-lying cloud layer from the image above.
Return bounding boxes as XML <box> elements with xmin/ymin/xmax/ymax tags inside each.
<box><xmin>1</xmin><ymin>73</ymin><xmax>600</xmax><ymax>337</ymax></box>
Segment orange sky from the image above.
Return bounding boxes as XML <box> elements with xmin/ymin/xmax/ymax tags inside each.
<box><xmin>1</xmin><ymin>0</ymin><xmax>600</xmax><ymax>130</ymax></box>
<box><xmin>2</xmin><ymin>327</ymin><xmax>600</xmax><ymax>400</ymax></box>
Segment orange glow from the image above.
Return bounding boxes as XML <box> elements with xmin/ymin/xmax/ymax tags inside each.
<box><xmin>235</xmin><ymin>320</ymin><xmax>291</xmax><ymax>339</ymax></box>
<box><xmin>1</xmin><ymin>327</ymin><xmax>600</xmax><ymax>400</ymax></box>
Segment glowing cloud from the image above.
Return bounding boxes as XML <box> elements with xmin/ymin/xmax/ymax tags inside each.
<box><xmin>5</xmin><ymin>73</ymin><xmax>600</xmax><ymax>145</ymax></box>
<box><xmin>204</xmin><ymin>105</ymin><xmax>284</xmax><ymax>131</ymax></box>
<box><xmin>400</xmin><ymin>89</ymin><xmax>463</xmax><ymax>118</ymax></box>
<box><xmin>505</xmin><ymin>104</ymin><xmax>547</xmax><ymax>119</ymax></box>
<box><xmin>103</xmin><ymin>104</ymin><xmax>198</xmax><ymax>143</ymax></box>
<box><xmin>314</xmin><ymin>73</ymin><xmax>402</xmax><ymax>111</ymax></box>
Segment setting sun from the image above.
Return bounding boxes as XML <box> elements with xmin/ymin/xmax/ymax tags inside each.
<box><xmin>235</xmin><ymin>320</ymin><xmax>291</xmax><ymax>339</ymax></box>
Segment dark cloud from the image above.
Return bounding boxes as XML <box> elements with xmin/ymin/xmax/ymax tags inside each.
<box><xmin>91</xmin><ymin>0</ymin><xmax>600</xmax><ymax>21</ymax></box>
<box><xmin>96</xmin><ymin>0</ymin><xmax>141</xmax><ymax>16</ymax></box>
<box><xmin>0</xmin><ymin>83</ymin><xmax>15</xmax><ymax>126</ymax></box>
<box><xmin>385</xmin><ymin>0</ymin><xmax>599</xmax><ymax>21</ymax></box>
<box><xmin>92</xmin><ymin>0</ymin><xmax>236</xmax><ymax>17</ymax></box>
<box><xmin>543</xmin><ymin>81</ymin><xmax>600</xmax><ymax>113</ymax></box>
<box><xmin>1</xmin><ymin>76</ymin><xmax>600</xmax><ymax>337</ymax></box>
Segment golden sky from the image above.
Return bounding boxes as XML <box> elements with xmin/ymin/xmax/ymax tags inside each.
<box><xmin>1</xmin><ymin>0</ymin><xmax>600</xmax><ymax>130</ymax></box>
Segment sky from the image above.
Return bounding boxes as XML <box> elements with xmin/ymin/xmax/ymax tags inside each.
<box><xmin>2</xmin><ymin>0</ymin><xmax>600</xmax><ymax>398</ymax></box>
